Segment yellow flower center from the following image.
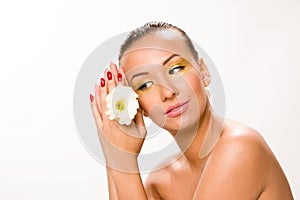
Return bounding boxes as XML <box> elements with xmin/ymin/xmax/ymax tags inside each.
<box><xmin>115</xmin><ymin>99</ymin><xmax>126</xmax><ymax>111</ymax></box>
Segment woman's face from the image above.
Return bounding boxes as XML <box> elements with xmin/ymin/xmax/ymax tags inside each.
<box><xmin>120</xmin><ymin>30</ymin><xmax>209</xmax><ymax>135</ymax></box>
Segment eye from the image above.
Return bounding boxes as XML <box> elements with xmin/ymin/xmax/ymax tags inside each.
<box><xmin>169</xmin><ymin>65</ymin><xmax>185</xmax><ymax>75</ymax></box>
<box><xmin>137</xmin><ymin>81</ymin><xmax>154</xmax><ymax>91</ymax></box>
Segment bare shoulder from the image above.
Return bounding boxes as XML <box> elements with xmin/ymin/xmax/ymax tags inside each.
<box><xmin>217</xmin><ymin>119</ymin><xmax>281</xmax><ymax>168</ymax></box>
<box><xmin>218</xmin><ymin>119</ymin><xmax>270</xmax><ymax>156</ymax></box>
<box><xmin>195</xmin><ymin>119</ymin><xmax>293</xmax><ymax>199</ymax></box>
<box><xmin>208</xmin><ymin>119</ymin><xmax>273</xmax><ymax>183</ymax></box>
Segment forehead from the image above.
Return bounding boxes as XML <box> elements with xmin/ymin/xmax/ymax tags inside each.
<box><xmin>120</xmin><ymin>30</ymin><xmax>193</xmax><ymax>72</ymax></box>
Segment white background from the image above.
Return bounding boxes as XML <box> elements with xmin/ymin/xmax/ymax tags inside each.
<box><xmin>0</xmin><ymin>0</ymin><xmax>299</xmax><ymax>199</ymax></box>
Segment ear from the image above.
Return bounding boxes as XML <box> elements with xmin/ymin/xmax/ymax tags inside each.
<box><xmin>198</xmin><ymin>58</ymin><xmax>211</xmax><ymax>87</ymax></box>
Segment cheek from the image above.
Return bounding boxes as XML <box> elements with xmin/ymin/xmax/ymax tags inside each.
<box><xmin>137</xmin><ymin>93</ymin><xmax>156</xmax><ymax>112</ymax></box>
<box><xmin>137</xmin><ymin>88</ymin><xmax>167</xmax><ymax>122</ymax></box>
<box><xmin>183</xmin><ymin>69</ymin><xmax>203</xmax><ymax>93</ymax></box>
<box><xmin>191</xmin><ymin>76</ymin><xmax>203</xmax><ymax>94</ymax></box>
<box><xmin>184</xmin><ymin>70</ymin><xmax>207</xmax><ymax>106</ymax></box>
<box><xmin>135</xmin><ymin>84</ymin><xmax>161</xmax><ymax>112</ymax></box>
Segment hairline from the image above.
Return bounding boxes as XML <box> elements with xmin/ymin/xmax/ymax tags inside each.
<box><xmin>119</xmin><ymin>29</ymin><xmax>199</xmax><ymax>64</ymax></box>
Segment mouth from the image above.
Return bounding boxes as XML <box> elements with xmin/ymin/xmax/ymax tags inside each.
<box><xmin>165</xmin><ymin>101</ymin><xmax>189</xmax><ymax>117</ymax></box>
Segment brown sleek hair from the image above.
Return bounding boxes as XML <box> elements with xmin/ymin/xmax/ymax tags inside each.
<box><xmin>119</xmin><ymin>21</ymin><xmax>199</xmax><ymax>62</ymax></box>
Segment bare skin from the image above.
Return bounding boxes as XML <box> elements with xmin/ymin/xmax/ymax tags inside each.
<box><xmin>91</xmin><ymin>30</ymin><xmax>294</xmax><ymax>199</ymax></box>
<box><xmin>145</xmin><ymin>118</ymin><xmax>293</xmax><ymax>200</ymax></box>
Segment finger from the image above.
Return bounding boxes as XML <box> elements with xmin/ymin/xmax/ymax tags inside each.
<box><xmin>109</xmin><ymin>62</ymin><xmax>119</xmax><ymax>84</ymax></box>
<box><xmin>106</xmin><ymin>69</ymin><xmax>116</xmax><ymax>93</ymax></box>
<box><xmin>103</xmin><ymin>67</ymin><xmax>109</xmax><ymax>91</ymax></box>
<box><xmin>134</xmin><ymin>108</ymin><xmax>147</xmax><ymax>138</ymax></box>
<box><xmin>134</xmin><ymin>108</ymin><xmax>145</xmax><ymax>127</ymax></box>
<box><xmin>95</xmin><ymin>81</ymin><xmax>103</xmax><ymax>115</ymax></box>
<box><xmin>110</xmin><ymin>62</ymin><xmax>124</xmax><ymax>86</ymax></box>
<box><xmin>90</xmin><ymin>94</ymin><xmax>103</xmax><ymax>127</ymax></box>
<box><xmin>100</xmin><ymin>75</ymin><xmax>108</xmax><ymax>121</ymax></box>
<box><xmin>119</xmin><ymin>66</ymin><xmax>129</xmax><ymax>86</ymax></box>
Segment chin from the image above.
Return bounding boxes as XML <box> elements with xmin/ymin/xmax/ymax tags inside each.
<box><xmin>162</xmin><ymin>113</ymin><xmax>200</xmax><ymax>135</ymax></box>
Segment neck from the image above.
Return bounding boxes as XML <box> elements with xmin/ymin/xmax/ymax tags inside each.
<box><xmin>175</xmin><ymin>103</ymin><xmax>224</xmax><ymax>167</ymax></box>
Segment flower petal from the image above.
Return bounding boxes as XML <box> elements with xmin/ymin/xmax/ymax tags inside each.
<box><xmin>105</xmin><ymin>85</ymin><xmax>139</xmax><ymax>125</ymax></box>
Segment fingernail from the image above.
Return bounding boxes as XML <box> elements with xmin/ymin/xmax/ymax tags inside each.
<box><xmin>107</xmin><ymin>71</ymin><xmax>112</xmax><ymax>80</ymax></box>
<box><xmin>100</xmin><ymin>78</ymin><xmax>105</xmax><ymax>87</ymax></box>
<box><xmin>117</xmin><ymin>73</ymin><xmax>122</xmax><ymax>82</ymax></box>
<box><xmin>90</xmin><ymin>94</ymin><xmax>94</xmax><ymax>102</ymax></box>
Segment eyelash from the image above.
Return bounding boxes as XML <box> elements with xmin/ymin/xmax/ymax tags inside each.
<box><xmin>169</xmin><ymin>65</ymin><xmax>185</xmax><ymax>75</ymax></box>
<box><xmin>136</xmin><ymin>65</ymin><xmax>186</xmax><ymax>91</ymax></box>
<box><xmin>137</xmin><ymin>81</ymin><xmax>154</xmax><ymax>91</ymax></box>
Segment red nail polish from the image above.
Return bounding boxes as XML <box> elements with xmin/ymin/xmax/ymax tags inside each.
<box><xmin>100</xmin><ymin>78</ymin><xmax>105</xmax><ymax>87</ymax></box>
<box><xmin>117</xmin><ymin>73</ymin><xmax>122</xmax><ymax>82</ymax></box>
<box><xmin>90</xmin><ymin>94</ymin><xmax>94</xmax><ymax>102</ymax></box>
<box><xmin>107</xmin><ymin>71</ymin><xmax>112</xmax><ymax>80</ymax></box>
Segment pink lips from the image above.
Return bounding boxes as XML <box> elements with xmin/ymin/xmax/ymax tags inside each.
<box><xmin>165</xmin><ymin>101</ymin><xmax>189</xmax><ymax>117</ymax></box>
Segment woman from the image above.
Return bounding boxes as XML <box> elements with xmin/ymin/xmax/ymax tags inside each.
<box><xmin>90</xmin><ymin>22</ymin><xmax>293</xmax><ymax>199</ymax></box>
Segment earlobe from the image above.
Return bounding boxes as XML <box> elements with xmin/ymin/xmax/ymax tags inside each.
<box><xmin>203</xmin><ymin>75</ymin><xmax>211</xmax><ymax>87</ymax></box>
<box><xmin>199</xmin><ymin>58</ymin><xmax>211</xmax><ymax>87</ymax></box>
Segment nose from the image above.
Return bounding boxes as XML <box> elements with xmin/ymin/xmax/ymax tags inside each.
<box><xmin>159</xmin><ymin>83</ymin><xmax>179</xmax><ymax>102</ymax></box>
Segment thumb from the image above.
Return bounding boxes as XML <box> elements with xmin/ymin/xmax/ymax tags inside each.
<box><xmin>134</xmin><ymin>108</ymin><xmax>145</xmax><ymax>126</ymax></box>
<box><xmin>134</xmin><ymin>108</ymin><xmax>147</xmax><ymax>137</ymax></box>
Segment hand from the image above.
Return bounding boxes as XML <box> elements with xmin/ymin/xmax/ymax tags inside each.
<box><xmin>90</xmin><ymin>62</ymin><xmax>147</xmax><ymax>172</ymax></box>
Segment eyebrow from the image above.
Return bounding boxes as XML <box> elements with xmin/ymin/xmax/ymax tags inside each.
<box><xmin>130</xmin><ymin>54</ymin><xmax>180</xmax><ymax>82</ymax></box>
<box><xmin>130</xmin><ymin>72</ymin><xmax>149</xmax><ymax>82</ymax></box>
<box><xmin>162</xmin><ymin>54</ymin><xmax>179</xmax><ymax>65</ymax></box>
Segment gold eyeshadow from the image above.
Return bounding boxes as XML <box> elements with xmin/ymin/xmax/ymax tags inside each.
<box><xmin>131</xmin><ymin>56</ymin><xmax>193</xmax><ymax>94</ymax></box>
<box><xmin>167</xmin><ymin>58</ymin><xmax>192</xmax><ymax>77</ymax></box>
<box><xmin>132</xmin><ymin>78</ymin><xmax>155</xmax><ymax>91</ymax></box>
<box><xmin>166</xmin><ymin>56</ymin><xmax>190</xmax><ymax>66</ymax></box>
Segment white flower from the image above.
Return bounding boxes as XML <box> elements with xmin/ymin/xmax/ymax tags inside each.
<box><xmin>105</xmin><ymin>84</ymin><xmax>139</xmax><ymax>125</ymax></box>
